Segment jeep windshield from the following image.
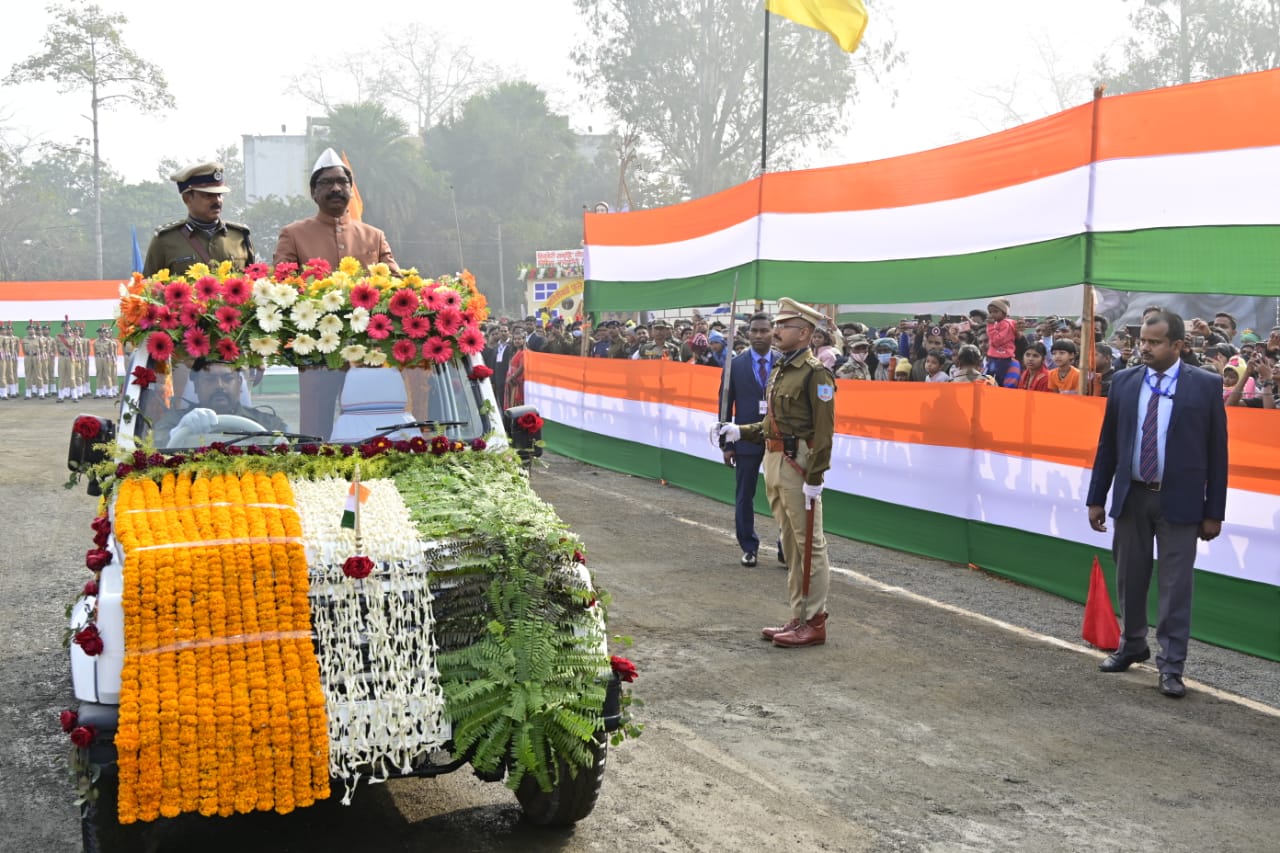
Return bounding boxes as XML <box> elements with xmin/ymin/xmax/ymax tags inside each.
<box><xmin>134</xmin><ymin>359</ymin><xmax>490</xmax><ymax>450</ymax></box>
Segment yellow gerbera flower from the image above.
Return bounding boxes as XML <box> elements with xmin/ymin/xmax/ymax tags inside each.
<box><xmin>339</xmin><ymin>257</ymin><xmax>362</xmax><ymax>277</ymax></box>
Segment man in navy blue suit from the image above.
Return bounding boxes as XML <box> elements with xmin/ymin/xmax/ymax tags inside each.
<box><xmin>722</xmin><ymin>313</ymin><xmax>776</xmax><ymax>567</ymax></box>
<box><xmin>1086</xmin><ymin>310</ymin><xmax>1228</xmax><ymax>699</ymax></box>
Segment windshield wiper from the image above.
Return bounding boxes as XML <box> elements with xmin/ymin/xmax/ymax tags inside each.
<box><xmin>222</xmin><ymin>430</ymin><xmax>324</xmax><ymax>446</ymax></box>
<box><xmin>373</xmin><ymin>419</ymin><xmax>467</xmax><ymax>434</ymax></box>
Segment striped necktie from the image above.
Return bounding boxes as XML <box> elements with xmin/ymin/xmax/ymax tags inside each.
<box><xmin>756</xmin><ymin>355</ymin><xmax>768</xmax><ymax>388</ymax></box>
<box><xmin>1138</xmin><ymin>372</ymin><xmax>1164</xmax><ymax>483</ymax></box>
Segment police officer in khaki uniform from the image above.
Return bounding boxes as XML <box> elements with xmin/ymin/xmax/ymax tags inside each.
<box><xmin>719</xmin><ymin>298</ymin><xmax>836</xmax><ymax>648</ymax></box>
<box><xmin>37</xmin><ymin>323</ymin><xmax>54</xmax><ymax>398</ymax></box>
<box><xmin>633</xmin><ymin>318</ymin><xmax>682</xmax><ymax>360</ymax></box>
<box><xmin>0</xmin><ymin>321</ymin><xmax>15</xmax><ymax>399</ymax></box>
<box><xmin>95</xmin><ymin>326</ymin><xmax>118</xmax><ymax>397</ymax></box>
<box><xmin>143</xmin><ymin>162</ymin><xmax>255</xmax><ymax>277</ymax></box>
<box><xmin>23</xmin><ymin>323</ymin><xmax>39</xmax><ymax>399</ymax></box>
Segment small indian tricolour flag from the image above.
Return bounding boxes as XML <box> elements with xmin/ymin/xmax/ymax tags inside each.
<box><xmin>340</xmin><ymin>480</ymin><xmax>371</xmax><ymax>529</ymax></box>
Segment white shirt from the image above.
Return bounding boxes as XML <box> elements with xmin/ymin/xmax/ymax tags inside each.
<box><xmin>1131</xmin><ymin>360</ymin><xmax>1181</xmax><ymax>482</ymax></box>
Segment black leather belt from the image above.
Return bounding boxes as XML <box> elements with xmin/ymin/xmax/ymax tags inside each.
<box><xmin>1132</xmin><ymin>479</ymin><xmax>1162</xmax><ymax>492</ymax></box>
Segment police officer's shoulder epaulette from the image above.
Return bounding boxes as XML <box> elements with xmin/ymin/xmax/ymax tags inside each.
<box><xmin>803</xmin><ymin>352</ymin><xmax>826</xmax><ymax>371</ymax></box>
<box><xmin>225</xmin><ymin>221</ymin><xmax>251</xmax><ymax>235</ymax></box>
<box><xmin>154</xmin><ymin>220</ymin><xmax>186</xmax><ymax>235</ymax></box>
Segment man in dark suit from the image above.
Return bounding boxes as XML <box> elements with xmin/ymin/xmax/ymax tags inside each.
<box><xmin>722</xmin><ymin>313</ymin><xmax>776</xmax><ymax>567</ymax></box>
<box><xmin>484</xmin><ymin>324</ymin><xmax>514</xmax><ymax>400</ymax></box>
<box><xmin>1086</xmin><ymin>310</ymin><xmax>1228</xmax><ymax>699</ymax></box>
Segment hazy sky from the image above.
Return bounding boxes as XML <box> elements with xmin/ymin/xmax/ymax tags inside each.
<box><xmin>3</xmin><ymin>0</ymin><xmax>1136</xmax><ymax>186</ymax></box>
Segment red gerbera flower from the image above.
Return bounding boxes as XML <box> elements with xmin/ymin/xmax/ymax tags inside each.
<box><xmin>222</xmin><ymin>277</ymin><xmax>250</xmax><ymax>305</ymax></box>
<box><xmin>216</xmin><ymin>337</ymin><xmax>240</xmax><ymax>362</ymax></box>
<box><xmin>183</xmin><ymin>327</ymin><xmax>211</xmax><ymax>358</ymax></box>
<box><xmin>367</xmin><ymin>313</ymin><xmax>393</xmax><ymax>340</ymax></box>
<box><xmin>164</xmin><ymin>281</ymin><xmax>193</xmax><ymax>306</ymax></box>
<box><xmin>388</xmin><ymin>288</ymin><xmax>420</xmax><ymax>318</ymax></box>
<box><xmin>157</xmin><ymin>306</ymin><xmax>180</xmax><ymax>331</ymax></box>
<box><xmin>178</xmin><ymin>304</ymin><xmax>201</xmax><ymax>328</ymax></box>
<box><xmin>423</xmin><ymin>336</ymin><xmax>453</xmax><ymax>364</ymax></box>
<box><xmin>303</xmin><ymin>257</ymin><xmax>332</xmax><ymax>280</ymax></box>
<box><xmin>392</xmin><ymin>339</ymin><xmax>418</xmax><ymax>365</ymax></box>
<box><xmin>244</xmin><ymin>262</ymin><xmax>270</xmax><ymax>280</ymax></box>
<box><xmin>349</xmin><ymin>283</ymin><xmax>380</xmax><ymax>310</ymax></box>
<box><xmin>458</xmin><ymin>324</ymin><xmax>486</xmax><ymax>355</ymax></box>
<box><xmin>420</xmin><ymin>287</ymin><xmax>443</xmax><ymax>311</ymax></box>
<box><xmin>437</xmin><ymin>288</ymin><xmax>462</xmax><ymax>310</ymax></box>
<box><xmin>194</xmin><ymin>275</ymin><xmax>222</xmax><ymax>301</ymax></box>
<box><xmin>401</xmin><ymin>315</ymin><xmax>431</xmax><ymax>339</ymax></box>
<box><xmin>215</xmin><ymin>305</ymin><xmax>242</xmax><ymax>332</ymax></box>
<box><xmin>434</xmin><ymin>308</ymin><xmax>463</xmax><ymax>338</ymax></box>
<box><xmin>146</xmin><ymin>331</ymin><xmax>174</xmax><ymax>361</ymax></box>
<box><xmin>274</xmin><ymin>261</ymin><xmax>299</xmax><ymax>278</ymax></box>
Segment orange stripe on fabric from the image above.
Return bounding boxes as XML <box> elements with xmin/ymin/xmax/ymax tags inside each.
<box><xmin>584</xmin><ymin>178</ymin><xmax>762</xmax><ymax>249</ymax></box>
<box><xmin>0</xmin><ymin>280</ymin><xmax>121</xmax><ymax>300</ymax></box>
<box><xmin>527</xmin><ymin>353</ymin><xmax>1279</xmax><ymax>497</ymax></box>
<box><xmin>1097</xmin><ymin>68</ymin><xmax>1280</xmax><ymax>161</ymax></box>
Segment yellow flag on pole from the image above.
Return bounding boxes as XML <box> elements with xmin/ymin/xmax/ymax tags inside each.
<box><xmin>339</xmin><ymin>151</ymin><xmax>364</xmax><ymax>222</ymax></box>
<box><xmin>765</xmin><ymin>0</ymin><xmax>869</xmax><ymax>53</ymax></box>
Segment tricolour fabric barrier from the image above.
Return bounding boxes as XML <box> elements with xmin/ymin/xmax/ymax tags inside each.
<box><xmin>583</xmin><ymin>69</ymin><xmax>1280</xmax><ymax>311</ymax></box>
<box><xmin>526</xmin><ymin>352</ymin><xmax>1280</xmax><ymax>661</ymax></box>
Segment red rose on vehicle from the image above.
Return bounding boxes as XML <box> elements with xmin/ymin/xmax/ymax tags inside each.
<box><xmin>342</xmin><ymin>555</ymin><xmax>374</xmax><ymax>580</ymax></box>
<box><xmin>610</xmin><ymin>655</ymin><xmax>638</xmax><ymax>683</ymax></box>
<box><xmin>470</xmin><ymin>438</ymin><xmax>487</xmax><ymax>452</ymax></box>
<box><xmin>85</xmin><ymin>549</ymin><xmax>111</xmax><ymax>572</ymax></box>
<box><xmin>73</xmin><ymin>624</ymin><xmax>104</xmax><ymax>656</ymax></box>
<box><xmin>131</xmin><ymin>365</ymin><xmax>157</xmax><ymax>388</ymax></box>
<box><xmin>69</xmin><ymin>724</ymin><xmax>97</xmax><ymax>748</ymax></box>
<box><xmin>90</xmin><ymin>514</ymin><xmax>111</xmax><ymax>536</ymax></box>
<box><xmin>83</xmin><ymin>578</ymin><xmax>98</xmax><ymax>597</ymax></box>
<box><xmin>59</xmin><ymin>710</ymin><xmax>78</xmax><ymax>733</ymax></box>
<box><xmin>516</xmin><ymin>412</ymin><xmax>544</xmax><ymax>433</ymax></box>
<box><xmin>468</xmin><ymin>364</ymin><xmax>493</xmax><ymax>381</ymax></box>
<box><xmin>73</xmin><ymin>416</ymin><xmax>100</xmax><ymax>441</ymax></box>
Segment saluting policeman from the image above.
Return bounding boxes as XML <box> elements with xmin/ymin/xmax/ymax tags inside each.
<box><xmin>143</xmin><ymin>162</ymin><xmax>255</xmax><ymax>277</ymax></box>
<box><xmin>719</xmin><ymin>298</ymin><xmax>836</xmax><ymax>648</ymax></box>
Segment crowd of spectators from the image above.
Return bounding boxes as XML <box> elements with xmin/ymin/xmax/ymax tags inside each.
<box><xmin>484</xmin><ymin>302</ymin><xmax>1280</xmax><ymax>411</ymax></box>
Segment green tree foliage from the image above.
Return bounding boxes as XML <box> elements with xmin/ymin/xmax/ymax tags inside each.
<box><xmin>5</xmin><ymin>4</ymin><xmax>175</xmax><ymax>279</ymax></box>
<box><xmin>572</xmin><ymin>0</ymin><xmax>904</xmax><ymax>199</ymax></box>
<box><xmin>1097</xmin><ymin>0</ymin><xmax>1280</xmax><ymax>93</ymax></box>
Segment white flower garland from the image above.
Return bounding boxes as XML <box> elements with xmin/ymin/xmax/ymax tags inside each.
<box><xmin>290</xmin><ymin>477</ymin><xmax>449</xmax><ymax>803</ymax></box>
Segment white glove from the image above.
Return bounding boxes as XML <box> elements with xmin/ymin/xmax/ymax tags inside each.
<box><xmin>176</xmin><ymin>407</ymin><xmax>218</xmax><ymax>435</ymax></box>
<box><xmin>802</xmin><ymin>482</ymin><xmax>823</xmax><ymax>509</ymax></box>
<box><xmin>717</xmin><ymin>422</ymin><xmax>741</xmax><ymax>442</ymax></box>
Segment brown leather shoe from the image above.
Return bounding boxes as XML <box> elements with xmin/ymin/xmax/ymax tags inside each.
<box><xmin>772</xmin><ymin>612</ymin><xmax>828</xmax><ymax>648</ymax></box>
<box><xmin>760</xmin><ymin>618</ymin><xmax>801</xmax><ymax>641</ymax></box>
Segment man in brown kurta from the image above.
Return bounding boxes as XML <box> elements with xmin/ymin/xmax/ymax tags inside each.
<box><xmin>273</xmin><ymin>148</ymin><xmax>400</xmax><ymax>272</ymax></box>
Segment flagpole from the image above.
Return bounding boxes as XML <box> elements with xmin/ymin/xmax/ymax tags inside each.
<box><xmin>761</xmin><ymin>8</ymin><xmax>771</xmax><ymax>175</ymax></box>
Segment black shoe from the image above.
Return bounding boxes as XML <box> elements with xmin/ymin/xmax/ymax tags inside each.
<box><xmin>776</xmin><ymin>541</ymin><xmax>785</xmax><ymax>565</ymax></box>
<box><xmin>1159</xmin><ymin>673</ymin><xmax>1186</xmax><ymax>698</ymax></box>
<box><xmin>740</xmin><ymin>552</ymin><xmax>757</xmax><ymax>567</ymax></box>
<box><xmin>1099</xmin><ymin>648</ymin><xmax>1151</xmax><ymax>673</ymax></box>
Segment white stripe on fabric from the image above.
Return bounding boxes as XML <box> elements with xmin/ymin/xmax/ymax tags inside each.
<box><xmin>0</xmin><ymin>298</ymin><xmax>118</xmax><ymax>323</ymax></box>
<box><xmin>584</xmin><ymin>218</ymin><xmax>759</xmax><ymax>284</ymax></box>
<box><xmin>525</xmin><ymin>381</ymin><xmax>1280</xmax><ymax>587</ymax></box>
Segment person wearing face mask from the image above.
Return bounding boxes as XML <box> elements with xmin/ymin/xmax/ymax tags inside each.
<box><xmin>274</xmin><ymin>148</ymin><xmax>400</xmax><ymax>273</ymax></box>
<box><xmin>869</xmin><ymin>337</ymin><xmax>898</xmax><ymax>380</ymax></box>
<box><xmin>835</xmin><ymin>334</ymin><xmax>872</xmax><ymax>380</ymax></box>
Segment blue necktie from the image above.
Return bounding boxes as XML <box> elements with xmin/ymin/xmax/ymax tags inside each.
<box><xmin>756</xmin><ymin>356</ymin><xmax>768</xmax><ymax>388</ymax></box>
<box><xmin>1138</xmin><ymin>372</ymin><xmax>1164</xmax><ymax>482</ymax></box>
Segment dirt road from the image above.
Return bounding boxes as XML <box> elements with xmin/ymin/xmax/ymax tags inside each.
<box><xmin>3</xmin><ymin>397</ymin><xmax>1278</xmax><ymax>852</ymax></box>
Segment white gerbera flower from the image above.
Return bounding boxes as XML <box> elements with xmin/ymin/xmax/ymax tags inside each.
<box><xmin>317</xmin><ymin>313</ymin><xmax>344</xmax><ymax>335</ymax></box>
<box><xmin>341</xmin><ymin>344</ymin><xmax>367</xmax><ymax>363</ymax></box>
<box><xmin>292</xmin><ymin>334</ymin><xmax>317</xmax><ymax>356</ymax></box>
<box><xmin>290</xmin><ymin>300</ymin><xmax>320</xmax><ymax>330</ymax></box>
<box><xmin>347</xmin><ymin>306</ymin><xmax>370</xmax><ymax>333</ymax></box>
<box><xmin>271</xmin><ymin>282</ymin><xmax>299</xmax><ymax>307</ymax></box>
<box><xmin>363</xmin><ymin>349</ymin><xmax>388</xmax><ymax>367</ymax></box>
<box><xmin>256</xmin><ymin>306</ymin><xmax>283</xmax><ymax>332</ymax></box>
<box><xmin>249</xmin><ymin>336</ymin><xmax>280</xmax><ymax>357</ymax></box>
<box><xmin>252</xmin><ymin>279</ymin><xmax>274</xmax><ymax>306</ymax></box>
<box><xmin>321</xmin><ymin>289</ymin><xmax>346</xmax><ymax>312</ymax></box>
<box><xmin>316</xmin><ymin>331</ymin><xmax>341</xmax><ymax>354</ymax></box>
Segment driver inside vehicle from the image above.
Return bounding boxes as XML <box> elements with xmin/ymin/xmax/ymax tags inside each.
<box><xmin>153</xmin><ymin>359</ymin><xmax>287</xmax><ymax>447</ymax></box>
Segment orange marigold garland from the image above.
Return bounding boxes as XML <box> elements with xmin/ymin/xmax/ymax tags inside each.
<box><xmin>112</xmin><ymin>472</ymin><xmax>329</xmax><ymax>823</ymax></box>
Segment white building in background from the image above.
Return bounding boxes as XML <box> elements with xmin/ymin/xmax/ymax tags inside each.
<box><xmin>241</xmin><ymin>134</ymin><xmax>309</xmax><ymax>203</ymax></box>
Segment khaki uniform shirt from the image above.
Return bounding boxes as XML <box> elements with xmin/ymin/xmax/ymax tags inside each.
<box><xmin>739</xmin><ymin>350</ymin><xmax>836</xmax><ymax>485</ymax></box>
<box><xmin>143</xmin><ymin>220</ymin><xmax>255</xmax><ymax>277</ymax></box>
<box><xmin>635</xmin><ymin>340</ymin><xmax>682</xmax><ymax>361</ymax></box>
<box><xmin>274</xmin><ymin>212</ymin><xmax>398</xmax><ymax>271</ymax></box>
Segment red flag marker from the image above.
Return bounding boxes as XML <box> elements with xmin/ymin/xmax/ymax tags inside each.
<box><xmin>1082</xmin><ymin>556</ymin><xmax>1121</xmax><ymax>651</ymax></box>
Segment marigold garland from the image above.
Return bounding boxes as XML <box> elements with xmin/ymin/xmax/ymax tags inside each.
<box><xmin>112</xmin><ymin>471</ymin><xmax>329</xmax><ymax>823</ymax></box>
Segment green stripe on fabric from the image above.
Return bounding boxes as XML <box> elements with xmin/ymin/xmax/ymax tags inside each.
<box><xmin>1091</xmin><ymin>225</ymin><xmax>1280</xmax><ymax>296</ymax></box>
<box><xmin>543</xmin><ymin>422</ymin><xmax>1279</xmax><ymax>661</ymax></box>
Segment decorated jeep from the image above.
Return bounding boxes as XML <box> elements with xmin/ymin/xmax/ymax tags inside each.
<box><xmin>61</xmin><ymin>260</ymin><xmax>637</xmax><ymax>852</ymax></box>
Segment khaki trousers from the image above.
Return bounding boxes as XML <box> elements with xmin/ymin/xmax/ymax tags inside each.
<box><xmin>763</xmin><ymin>439</ymin><xmax>830</xmax><ymax>622</ymax></box>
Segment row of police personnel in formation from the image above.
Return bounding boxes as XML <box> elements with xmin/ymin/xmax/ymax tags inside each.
<box><xmin>0</xmin><ymin>321</ymin><xmax>120</xmax><ymax>401</ymax></box>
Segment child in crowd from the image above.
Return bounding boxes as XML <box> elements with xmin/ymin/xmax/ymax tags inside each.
<box><xmin>952</xmin><ymin>344</ymin><xmax>991</xmax><ymax>383</ymax></box>
<box><xmin>1046</xmin><ymin>339</ymin><xmax>1080</xmax><ymax>393</ymax></box>
<box><xmin>1019</xmin><ymin>341</ymin><xmax>1051</xmax><ymax>391</ymax></box>
<box><xmin>984</xmin><ymin>298</ymin><xmax>1018</xmax><ymax>385</ymax></box>
<box><xmin>1221</xmin><ymin>356</ymin><xmax>1256</xmax><ymax>402</ymax></box>
<box><xmin>923</xmin><ymin>349</ymin><xmax>951</xmax><ymax>382</ymax></box>
<box><xmin>1089</xmin><ymin>342</ymin><xmax>1116</xmax><ymax>397</ymax></box>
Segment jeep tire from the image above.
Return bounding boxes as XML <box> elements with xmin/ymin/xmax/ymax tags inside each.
<box><xmin>515</xmin><ymin>734</ymin><xmax>607</xmax><ymax>826</ymax></box>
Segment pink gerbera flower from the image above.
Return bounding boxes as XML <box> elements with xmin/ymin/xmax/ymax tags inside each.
<box><xmin>349</xmin><ymin>283</ymin><xmax>380</xmax><ymax>310</ymax></box>
<box><xmin>274</xmin><ymin>261</ymin><xmax>299</xmax><ymax>279</ymax></box>
<box><xmin>434</xmin><ymin>308</ymin><xmax>463</xmax><ymax>338</ymax></box>
<box><xmin>146</xmin><ymin>331</ymin><xmax>174</xmax><ymax>361</ymax></box>
<box><xmin>402</xmin><ymin>315</ymin><xmax>431</xmax><ymax>339</ymax></box>
<box><xmin>457</xmin><ymin>324</ymin><xmax>485</xmax><ymax>355</ymax></box>
<box><xmin>178</xmin><ymin>304</ymin><xmax>201</xmax><ymax>328</ymax></box>
<box><xmin>420</xmin><ymin>286</ymin><xmax>443</xmax><ymax>311</ymax></box>
<box><xmin>423</xmin><ymin>336</ymin><xmax>453</xmax><ymax>364</ymax></box>
<box><xmin>303</xmin><ymin>257</ymin><xmax>332</xmax><ymax>280</ymax></box>
<box><xmin>244</xmin><ymin>262</ymin><xmax>270</xmax><ymax>280</ymax></box>
<box><xmin>141</xmin><ymin>302</ymin><xmax>162</xmax><ymax>330</ymax></box>
<box><xmin>388</xmin><ymin>288</ymin><xmax>420</xmax><ymax>318</ymax></box>
<box><xmin>391</xmin><ymin>339</ymin><xmax>418</xmax><ymax>365</ymax></box>
<box><xmin>194</xmin><ymin>276</ymin><xmax>222</xmax><ymax>301</ymax></box>
<box><xmin>216</xmin><ymin>337</ymin><xmax>240</xmax><ymax>362</ymax></box>
<box><xmin>222</xmin><ymin>277</ymin><xmax>250</xmax><ymax>305</ymax></box>
<box><xmin>157</xmin><ymin>306</ymin><xmax>181</xmax><ymax>331</ymax></box>
<box><xmin>182</xmin><ymin>327</ymin><xmax>211</xmax><ymax>358</ymax></box>
<box><xmin>367</xmin><ymin>313</ymin><xmax>393</xmax><ymax>340</ymax></box>
<box><xmin>437</xmin><ymin>288</ymin><xmax>462</xmax><ymax>311</ymax></box>
<box><xmin>164</xmin><ymin>281</ymin><xmax>193</xmax><ymax>307</ymax></box>
<box><xmin>215</xmin><ymin>305</ymin><xmax>242</xmax><ymax>332</ymax></box>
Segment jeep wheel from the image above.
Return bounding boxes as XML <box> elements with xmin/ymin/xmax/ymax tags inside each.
<box><xmin>514</xmin><ymin>735</ymin><xmax>607</xmax><ymax>826</ymax></box>
<box><xmin>82</xmin><ymin>769</ymin><xmax>152</xmax><ymax>853</ymax></box>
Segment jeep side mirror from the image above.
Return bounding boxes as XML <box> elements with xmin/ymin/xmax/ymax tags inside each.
<box><xmin>503</xmin><ymin>404</ymin><xmax>544</xmax><ymax>467</ymax></box>
<box><xmin>68</xmin><ymin>415</ymin><xmax>115</xmax><ymax>496</ymax></box>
